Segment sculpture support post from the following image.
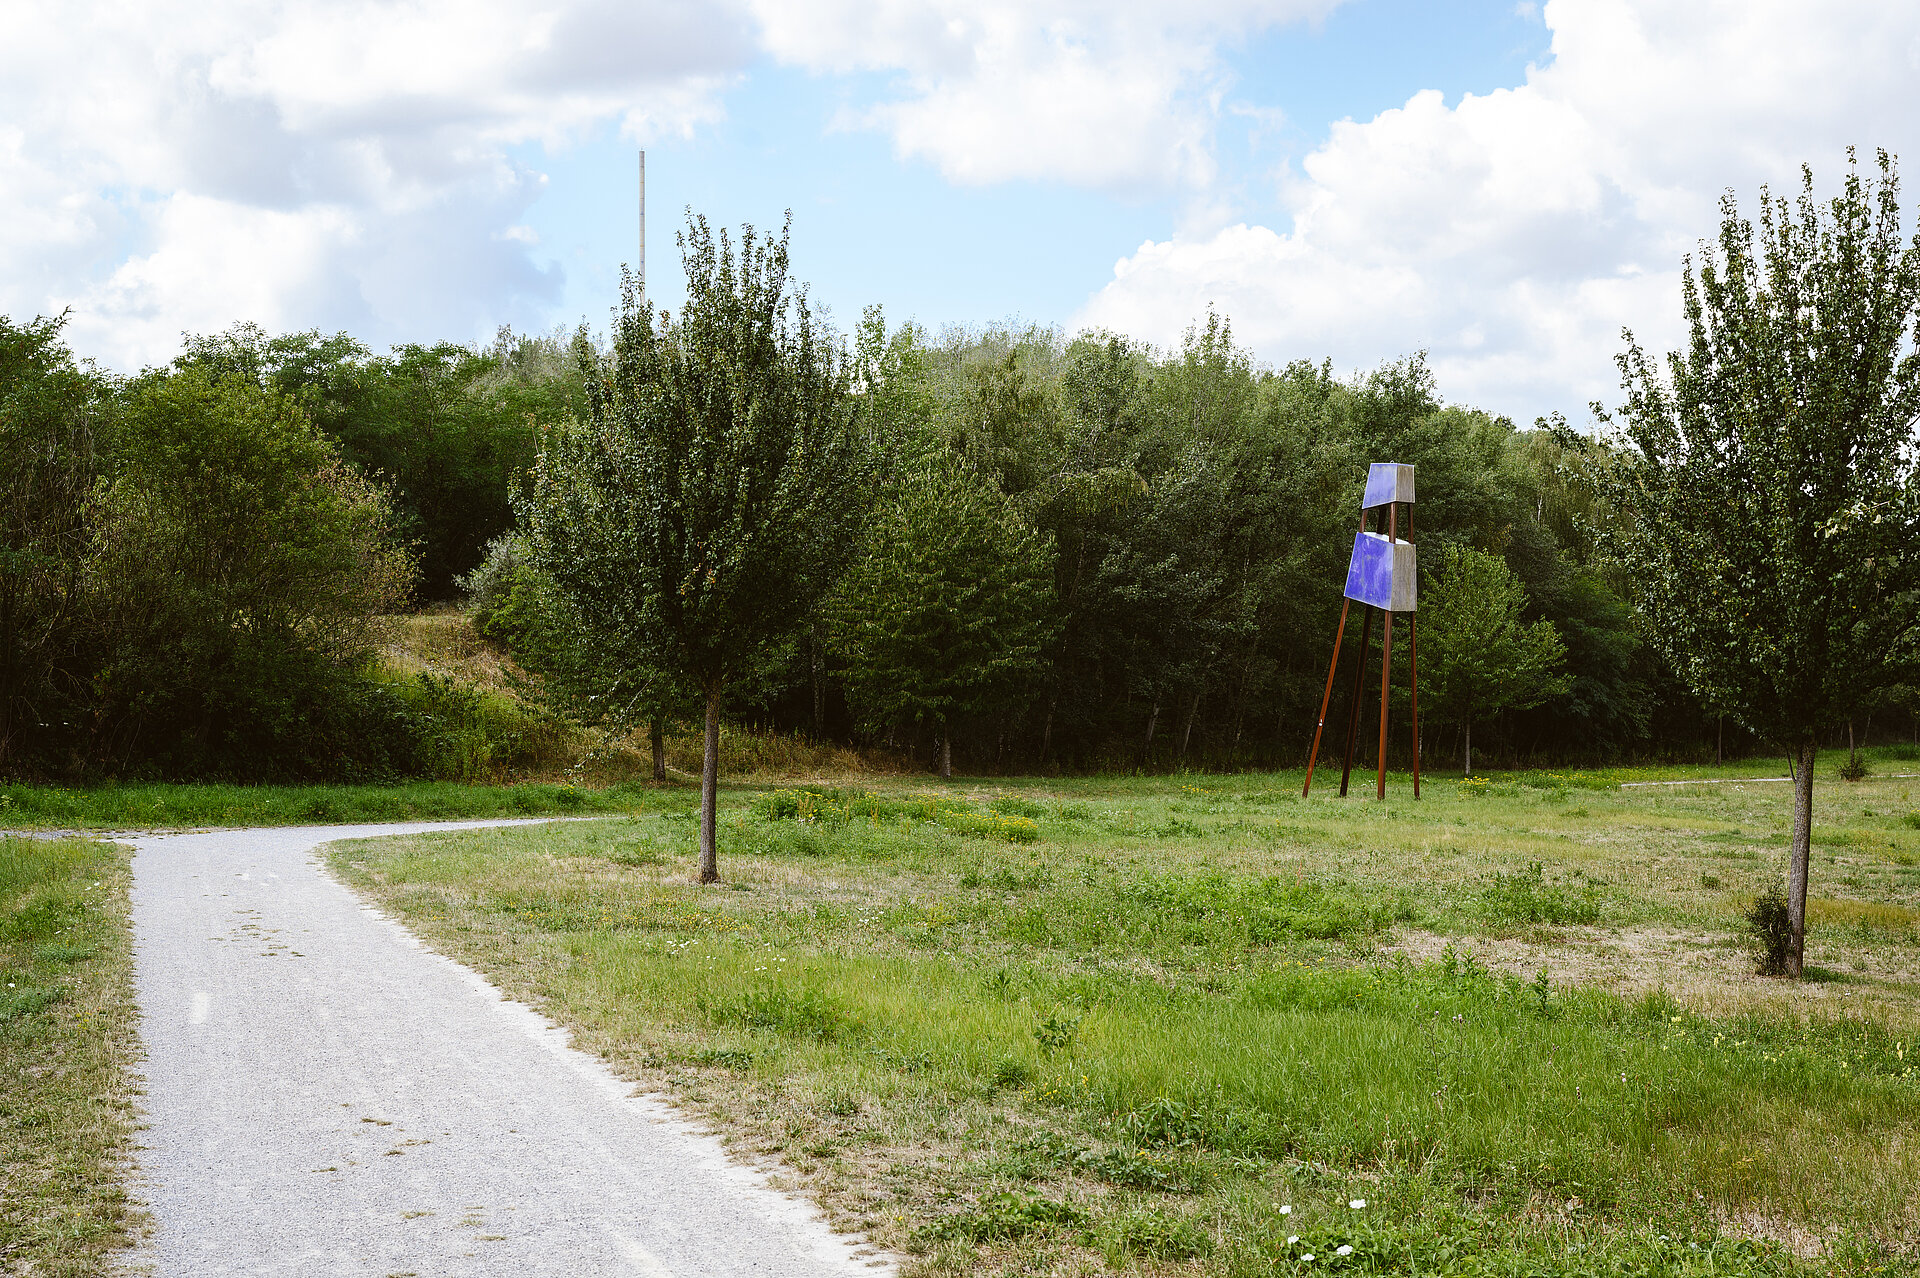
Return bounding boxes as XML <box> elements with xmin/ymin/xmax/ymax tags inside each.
<box><xmin>1376</xmin><ymin>610</ymin><xmax>1393</xmax><ymax>800</ymax></box>
<box><xmin>1302</xmin><ymin>598</ymin><xmax>1351</xmax><ymax>797</ymax></box>
<box><xmin>1409</xmin><ymin>612</ymin><xmax>1420</xmax><ymax>799</ymax></box>
<box><xmin>1338</xmin><ymin>605</ymin><xmax>1373</xmax><ymax>798</ymax></box>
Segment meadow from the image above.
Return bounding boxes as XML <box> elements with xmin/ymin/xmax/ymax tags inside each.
<box><xmin>330</xmin><ymin>753</ymin><xmax>1920</xmax><ymax>1277</ymax></box>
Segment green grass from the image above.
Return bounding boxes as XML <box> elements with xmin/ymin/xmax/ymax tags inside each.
<box><xmin>0</xmin><ymin>836</ymin><xmax>142</xmax><ymax>1273</ymax></box>
<box><xmin>331</xmin><ymin>761</ymin><xmax>1920</xmax><ymax>1276</ymax></box>
<box><xmin>0</xmin><ymin>778</ymin><xmax>666</xmax><ymax>830</ymax></box>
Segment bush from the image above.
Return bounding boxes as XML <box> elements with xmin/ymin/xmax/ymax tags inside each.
<box><xmin>1745</xmin><ymin>883</ymin><xmax>1795</xmax><ymax>976</ymax></box>
<box><xmin>1838</xmin><ymin>754</ymin><xmax>1871</xmax><ymax>781</ymax></box>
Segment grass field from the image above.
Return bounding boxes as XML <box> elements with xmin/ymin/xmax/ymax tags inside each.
<box><xmin>330</xmin><ymin>751</ymin><xmax>1920</xmax><ymax>1277</ymax></box>
<box><xmin>0</xmin><ymin>836</ymin><xmax>143</xmax><ymax>1274</ymax></box>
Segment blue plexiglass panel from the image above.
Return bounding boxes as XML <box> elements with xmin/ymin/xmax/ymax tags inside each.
<box><xmin>1361</xmin><ymin>462</ymin><xmax>1415</xmax><ymax>510</ymax></box>
<box><xmin>1343</xmin><ymin>532</ymin><xmax>1417</xmax><ymax>612</ymax></box>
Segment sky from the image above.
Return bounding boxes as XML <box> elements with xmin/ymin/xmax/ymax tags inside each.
<box><xmin>3</xmin><ymin>0</ymin><xmax>1918</xmax><ymax>426</ymax></box>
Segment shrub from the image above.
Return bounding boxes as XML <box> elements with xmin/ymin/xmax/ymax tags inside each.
<box><xmin>1838</xmin><ymin>754</ymin><xmax>1871</xmax><ymax>781</ymax></box>
<box><xmin>1744</xmin><ymin>883</ymin><xmax>1795</xmax><ymax>976</ymax></box>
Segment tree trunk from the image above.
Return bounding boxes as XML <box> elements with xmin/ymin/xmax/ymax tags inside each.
<box><xmin>1143</xmin><ymin>699</ymin><xmax>1160</xmax><ymax>766</ymax></box>
<box><xmin>1848</xmin><ymin>719</ymin><xmax>1857</xmax><ymax>770</ymax></box>
<box><xmin>699</xmin><ymin>690</ymin><xmax>721</xmax><ymax>884</ymax></box>
<box><xmin>1039</xmin><ymin>687</ymin><xmax>1057</xmax><ymax>767</ymax></box>
<box><xmin>1463</xmin><ymin>719</ymin><xmax>1472</xmax><ymax>777</ymax></box>
<box><xmin>939</xmin><ymin>730</ymin><xmax>952</xmax><ymax>781</ymax></box>
<box><xmin>809</xmin><ymin>623</ymin><xmax>824</xmax><ymax>738</ymax></box>
<box><xmin>1716</xmin><ymin>716</ymin><xmax>1723</xmax><ymax>766</ymax></box>
<box><xmin>1787</xmin><ymin>738</ymin><xmax>1816</xmax><ymax>978</ymax></box>
<box><xmin>650</xmin><ymin>715</ymin><xmax>667</xmax><ymax>781</ymax></box>
<box><xmin>1178</xmin><ymin>690</ymin><xmax>1202</xmax><ymax>764</ymax></box>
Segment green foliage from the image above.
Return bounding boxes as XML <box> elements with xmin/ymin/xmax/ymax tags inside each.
<box><xmin>1099</xmin><ymin>1206</ymin><xmax>1210</xmax><ymax>1261</ymax></box>
<box><xmin>521</xmin><ymin>213</ymin><xmax>873</xmax><ymax>879</ymax></box>
<box><xmin>85</xmin><ymin>366</ymin><xmax>415</xmax><ymax>779</ymax></box>
<box><xmin>753</xmin><ymin>787</ymin><xmax>1041</xmax><ymax>843</ymax></box>
<box><xmin>1419</xmin><ymin>544</ymin><xmax>1571</xmax><ymax>773</ymax></box>
<box><xmin>1606</xmin><ymin>151</ymin><xmax>1920</xmax><ymax>754</ymax></box>
<box><xmin>0</xmin><ymin>314</ymin><xmax>111</xmax><ymax>776</ymax></box>
<box><xmin>175</xmin><ymin>323</ymin><xmax>581</xmax><ymax>598</ymax></box>
<box><xmin>522</xmin><ymin>215</ymin><xmax>871</xmax><ymax>700</ymax></box>
<box><xmin>831</xmin><ymin>459</ymin><xmax>1055</xmax><ymax>753</ymax></box>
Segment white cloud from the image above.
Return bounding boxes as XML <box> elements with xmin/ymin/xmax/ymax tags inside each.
<box><xmin>750</xmin><ymin>0</ymin><xmax>1340</xmax><ymax>192</ymax></box>
<box><xmin>1076</xmin><ymin>0</ymin><xmax>1920</xmax><ymax>423</ymax></box>
<box><xmin>0</xmin><ymin>0</ymin><xmax>750</xmax><ymax>369</ymax></box>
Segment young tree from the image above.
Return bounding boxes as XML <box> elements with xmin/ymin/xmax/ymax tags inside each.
<box><xmin>522</xmin><ymin>214</ymin><xmax>872</xmax><ymax>882</ymax></box>
<box><xmin>1605</xmin><ymin>151</ymin><xmax>1920</xmax><ymax>977</ymax></box>
<box><xmin>833</xmin><ymin>461</ymin><xmax>1054</xmax><ymax>777</ymax></box>
<box><xmin>1418</xmin><ymin>544</ymin><xmax>1570</xmax><ymax>774</ymax></box>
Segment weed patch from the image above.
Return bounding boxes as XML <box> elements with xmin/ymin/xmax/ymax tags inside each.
<box><xmin>1478</xmin><ymin>861</ymin><xmax>1602</xmax><ymax>925</ymax></box>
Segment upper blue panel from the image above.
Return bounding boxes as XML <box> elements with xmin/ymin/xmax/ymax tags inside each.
<box><xmin>1361</xmin><ymin>462</ymin><xmax>1415</xmax><ymax>510</ymax></box>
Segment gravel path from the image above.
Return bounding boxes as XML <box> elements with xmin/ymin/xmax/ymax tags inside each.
<box><xmin>127</xmin><ymin>821</ymin><xmax>895</xmax><ymax>1277</ymax></box>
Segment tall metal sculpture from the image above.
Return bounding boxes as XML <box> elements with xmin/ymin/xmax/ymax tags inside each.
<box><xmin>1303</xmin><ymin>462</ymin><xmax>1420</xmax><ymax>800</ymax></box>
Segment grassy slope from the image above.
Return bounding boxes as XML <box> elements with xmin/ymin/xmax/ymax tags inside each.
<box><xmin>332</xmin><ymin>757</ymin><xmax>1920</xmax><ymax>1277</ymax></box>
<box><xmin>0</xmin><ymin>836</ymin><xmax>142</xmax><ymax>1274</ymax></box>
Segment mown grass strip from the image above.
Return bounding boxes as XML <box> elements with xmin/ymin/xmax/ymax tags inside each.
<box><xmin>0</xmin><ymin>836</ymin><xmax>142</xmax><ymax>1274</ymax></box>
<box><xmin>0</xmin><ymin>778</ymin><xmax>664</xmax><ymax>830</ymax></box>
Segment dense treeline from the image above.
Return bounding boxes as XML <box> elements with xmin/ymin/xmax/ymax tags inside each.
<box><xmin>0</xmin><ymin>314</ymin><xmax>577</xmax><ymax>779</ymax></box>
<box><xmin>753</xmin><ymin>312</ymin><xmax>1688</xmax><ymax>771</ymax></box>
<box><xmin>479</xmin><ymin>304</ymin><xmax>1763</xmax><ymax>775</ymax></box>
<box><xmin>3</xmin><ymin>295</ymin><xmax>1879</xmax><ymax>782</ymax></box>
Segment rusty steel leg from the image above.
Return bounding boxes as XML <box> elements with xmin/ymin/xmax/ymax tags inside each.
<box><xmin>1377</xmin><ymin>610</ymin><xmax>1394</xmax><ymax>800</ymax></box>
<box><xmin>1409</xmin><ymin>611</ymin><xmax>1420</xmax><ymax>800</ymax></box>
<box><xmin>1302</xmin><ymin>599</ymin><xmax>1351</xmax><ymax>798</ymax></box>
<box><xmin>1338</xmin><ymin>606</ymin><xmax>1373</xmax><ymax>798</ymax></box>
